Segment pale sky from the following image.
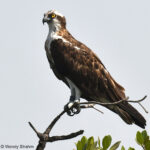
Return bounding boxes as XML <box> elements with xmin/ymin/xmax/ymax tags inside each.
<box><xmin>0</xmin><ymin>0</ymin><xmax>150</xmax><ymax>150</ymax></box>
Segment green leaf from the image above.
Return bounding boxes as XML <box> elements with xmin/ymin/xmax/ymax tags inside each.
<box><xmin>142</xmin><ymin>130</ymin><xmax>148</xmax><ymax>139</ymax></box>
<box><xmin>81</xmin><ymin>136</ymin><xmax>88</xmax><ymax>150</ymax></box>
<box><xmin>76</xmin><ymin>141</ymin><xmax>82</xmax><ymax>150</ymax></box>
<box><xmin>136</xmin><ymin>131</ymin><xmax>144</xmax><ymax>145</ymax></box>
<box><xmin>90</xmin><ymin>144</ymin><xmax>97</xmax><ymax>150</ymax></box>
<box><xmin>81</xmin><ymin>136</ymin><xmax>88</xmax><ymax>144</ymax></box>
<box><xmin>128</xmin><ymin>147</ymin><xmax>135</xmax><ymax>150</ymax></box>
<box><xmin>145</xmin><ymin>140</ymin><xmax>150</xmax><ymax>150</ymax></box>
<box><xmin>88</xmin><ymin>137</ymin><xmax>94</xmax><ymax>145</ymax></box>
<box><xmin>102</xmin><ymin>135</ymin><xmax>112</xmax><ymax>150</ymax></box>
<box><xmin>141</xmin><ymin>130</ymin><xmax>149</xmax><ymax>145</ymax></box>
<box><xmin>121</xmin><ymin>146</ymin><xmax>125</xmax><ymax>150</ymax></box>
<box><xmin>109</xmin><ymin>141</ymin><xmax>121</xmax><ymax>150</ymax></box>
<box><xmin>86</xmin><ymin>137</ymin><xmax>94</xmax><ymax>150</ymax></box>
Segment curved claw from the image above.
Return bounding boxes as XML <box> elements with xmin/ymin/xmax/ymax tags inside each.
<box><xmin>67</xmin><ymin>110</ymin><xmax>75</xmax><ymax>116</ymax></box>
<box><xmin>64</xmin><ymin>101</ymin><xmax>81</xmax><ymax>116</ymax></box>
<box><xmin>72</xmin><ymin>102</ymin><xmax>81</xmax><ymax>114</ymax></box>
<box><xmin>64</xmin><ymin>103</ymin><xmax>74</xmax><ymax>116</ymax></box>
<box><xmin>74</xmin><ymin>107</ymin><xmax>81</xmax><ymax>114</ymax></box>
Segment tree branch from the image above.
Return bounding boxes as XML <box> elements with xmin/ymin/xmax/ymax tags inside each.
<box><xmin>29</xmin><ymin>95</ymin><xmax>147</xmax><ymax>150</ymax></box>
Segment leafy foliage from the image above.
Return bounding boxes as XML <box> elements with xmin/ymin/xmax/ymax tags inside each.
<box><xmin>136</xmin><ymin>130</ymin><xmax>150</xmax><ymax>150</ymax></box>
<box><xmin>74</xmin><ymin>130</ymin><xmax>150</xmax><ymax>150</ymax></box>
<box><xmin>75</xmin><ymin>135</ymin><xmax>120</xmax><ymax>150</ymax></box>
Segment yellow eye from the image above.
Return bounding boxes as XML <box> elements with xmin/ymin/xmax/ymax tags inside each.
<box><xmin>51</xmin><ymin>14</ymin><xmax>56</xmax><ymax>18</ymax></box>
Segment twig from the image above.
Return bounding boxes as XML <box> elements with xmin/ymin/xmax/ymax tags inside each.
<box><xmin>80</xmin><ymin>104</ymin><xmax>104</xmax><ymax>114</ymax></box>
<box><xmin>44</xmin><ymin>110</ymin><xmax>65</xmax><ymax>135</ymax></box>
<box><xmin>92</xmin><ymin>106</ymin><xmax>104</xmax><ymax>114</ymax></box>
<box><xmin>80</xmin><ymin>95</ymin><xmax>148</xmax><ymax>113</ymax></box>
<box><xmin>29</xmin><ymin>122</ymin><xmax>38</xmax><ymax>134</ymax></box>
<box><xmin>80</xmin><ymin>95</ymin><xmax>147</xmax><ymax>106</ymax></box>
<box><xmin>47</xmin><ymin>130</ymin><xmax>84</xmax><ymax>142</ymax></box>
<box><xmin>138</xmin><ymin>103</ymin><xmax>148</xmax><ymax>113</ymax></box>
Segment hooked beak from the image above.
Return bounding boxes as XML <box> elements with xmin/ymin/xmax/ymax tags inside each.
<box><xmin>42</xmin><ymin>17</ymin><xmax>50</xmax><ymax>24</ymax></box>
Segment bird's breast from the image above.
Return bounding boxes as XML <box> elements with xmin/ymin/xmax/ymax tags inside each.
<box><xmin>45</xmin><ymin>34</ymin><xmax>55</xmax><ymax>64</ymax></box>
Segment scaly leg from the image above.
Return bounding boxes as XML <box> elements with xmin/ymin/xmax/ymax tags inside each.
<box><xmin>64</xmin><ymin>78</ymin><xmax>81</xmax><ymax>116</ymax></box>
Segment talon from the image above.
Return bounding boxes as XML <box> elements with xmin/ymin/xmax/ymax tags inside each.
<box><xmin>64</xmin><ymin>100</ymin><xmax>81</xmax><ymax>116</ymax></box>
<box><xmin>73</xmin><ymin>101</ymin><xmax>81</xmax><ymax>114</ymax></box>
<box><xmin>74</xmin><ymin>106</ymin><xmax>81</xmax><ymax>114</ymax></box>
<box><xmin>64</xmin><ymin>102</ymin><xmax>74</xmax><ymax>116</ymax></box>
<box><xmin>67</xmin><ymin>110</ymin><xmax>75</xmax><ymax>116</ymax></box>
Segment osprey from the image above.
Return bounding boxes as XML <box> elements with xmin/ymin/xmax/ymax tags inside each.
<box><xmin>43</xmin><ymin>10</ymin><xmax>146</xmax><ymax>128</ymax></box>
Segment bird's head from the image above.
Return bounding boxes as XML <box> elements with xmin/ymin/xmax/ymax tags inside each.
<box><xmin>42</xmin><ymin>10</ymin><xmax>66</xmax><ymax>31</ymax></box>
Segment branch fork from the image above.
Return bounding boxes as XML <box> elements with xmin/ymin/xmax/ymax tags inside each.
<box><xmin>29</xmin><ymin>110</ymin><xmax>84</xmax><ymax>150</ymax></box>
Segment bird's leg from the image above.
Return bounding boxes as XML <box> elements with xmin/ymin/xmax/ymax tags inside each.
<box><xmin>64</xmin><ymin>89</ymin><xmax>81</xmax><ymax>116</ymax></box>
<box><xmin>64</xmin><ymin>78</ymin><xmax>81</xmax><ymax>116</ymax></box>
<box><xmin>70</xmin><ymin>96</ymin><xmax>81</xmax><ymax>115</ymax></box>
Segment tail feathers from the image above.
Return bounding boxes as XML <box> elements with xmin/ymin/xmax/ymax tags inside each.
<box><xmin>116</xmin><ymin>103</ymin><xmax>146</xmax><ymax>128</ymax></box>
<box><xmin>116</xmin><ymin>108</ymin><xmax>133</xmax><ymax>124</ymax></box>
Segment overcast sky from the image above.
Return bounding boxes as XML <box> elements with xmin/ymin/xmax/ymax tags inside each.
<box><xmin>0</xmin><ymin>0</ymin><xmax>150</xmax><ymax>150</ymax></box>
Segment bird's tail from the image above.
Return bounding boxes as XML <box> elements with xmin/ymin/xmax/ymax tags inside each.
<box><xmin>114</xmin><ymin>102</ymin><xmax>146</xmax><ymax>128</ymax></box>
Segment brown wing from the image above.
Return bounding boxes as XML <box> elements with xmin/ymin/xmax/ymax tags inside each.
<box><xmin>50</xmin><ymin>38</ymin><xmax>125</xmax><ymax>102</ymax></box>
<box><xmin>45</xmin><ymin>42</ymin><xmax>69</xmax><ymax>88</ymax></box>
<box><xmin>50</xmin><ymin>38</ymin><xmax>146</xmax><ymax>128</ymax></box>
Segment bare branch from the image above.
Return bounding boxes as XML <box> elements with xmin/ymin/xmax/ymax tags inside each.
<box><xmin>92</xmin><ymin>106</ymin><xmax>104</xmax><ymax>114</ymax></box>
<box><xmin>29</xmin><ymin>110</ymin><xmax>84</xmax><ymax>150</ymax></box>
<box><xmin>44</xmin><ymin>110</ymin><xmax>65</xmax><ymax>135</ymax></box>
<box><xmin>29</xmin><ymin>122</ymin><xmax>38</xmax><ymax>134</ymax></box>
<box><xmin>48</xmin><ymin>130</ymin><xmax>84</xmax><ymax>142</ymax></box>
<box><xmin>80</xmin><ymin>95</ymin><xmax>147</xmax><ymax>106</ymax></box>
<box><xmin>138</xmin><ymin>103</ymin><xmax>148</xmax><ymax>113</ymax></box>
<box><xmin>36</xmin><ymin>141</ymin><xmax>46</xmax><ymax>150</ymax></box>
